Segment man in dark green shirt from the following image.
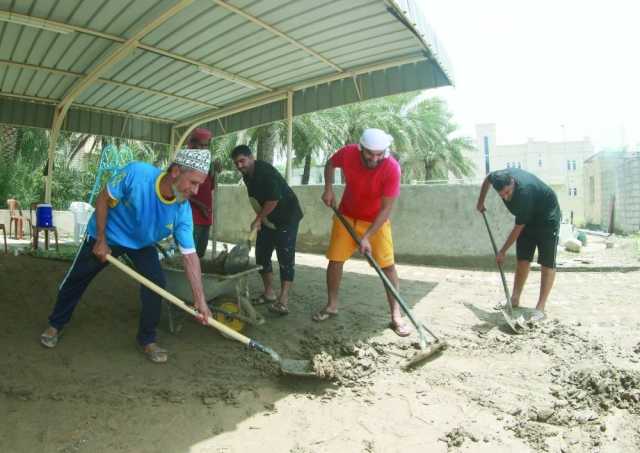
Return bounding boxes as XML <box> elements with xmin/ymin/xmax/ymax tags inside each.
<box><xmin>231</xmin><ymin>145</ymin><xmax>303</xmax><ymax>315</ymax></box>
<box><xmin>477</xmin><ymin>168</ymin><xmax>561</xmax><ymax>319</ymax></box>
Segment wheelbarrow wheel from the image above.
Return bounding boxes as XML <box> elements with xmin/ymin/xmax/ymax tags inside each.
<box><xmin>213</xmin><ymin>299</ymin><xmax>246</xmax><ymax>334</ymax></box>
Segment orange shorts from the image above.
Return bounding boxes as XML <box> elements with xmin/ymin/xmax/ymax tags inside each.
<box><xmin>326</xmin><ymin>215</ymin><xmax>395</xmax><ymax>268</ymax></box>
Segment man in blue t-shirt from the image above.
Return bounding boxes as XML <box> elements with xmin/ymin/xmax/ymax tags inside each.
<box><xmin>40</xmin><ymin>149</ymin><xmax>213</xmax><ymax>363</ymax></box>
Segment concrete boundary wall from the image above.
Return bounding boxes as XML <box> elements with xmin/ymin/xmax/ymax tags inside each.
<box><xmin>216</xmin><ymin>184</ymin><xmax>517</xmax><ymax>268</ymax></box>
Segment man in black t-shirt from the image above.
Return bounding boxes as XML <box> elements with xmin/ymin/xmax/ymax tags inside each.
<box><xmin>231</xmin><ymin>145</ymin><xmax>303</xmax><ymax>315</ymax></box>
<box><xmin>477</xmin><ymin>168</ymin><xmax>561</xmax><ymax>320</ymax></box>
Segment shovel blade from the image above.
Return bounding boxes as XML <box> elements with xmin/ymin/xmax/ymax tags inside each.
<box><xmin>501</xmin><ymin>310</ymin><xmax>525</xmax><ymax>334</ymax></box>
<box><xmin>279</xmin><ymin>359</ymin><xmax>318</xmax><ymax>377</ymax></box>
<box><xmin>402</xmin><ymin>341</ymin><xmax>447</xmax><ymax>369</ymax></box>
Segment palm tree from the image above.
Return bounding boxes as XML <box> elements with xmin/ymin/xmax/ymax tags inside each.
<box><xmin>401</xmin><ymin>97</ymin><xmax>475</xmax><ymax>182</ymax></box>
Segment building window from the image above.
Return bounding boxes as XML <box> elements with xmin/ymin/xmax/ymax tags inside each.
<box><xmin>517</xmin><ymin>162</ymin><xmax>521</xmax><ymax>169</ymax></box>
<box><xmin>538</xmin><ymin>159</ymin><xmax>542</xmax><ymax>167</ymax></box>
<box><xmin>567</xmin><ymin>160</ymin><xmax>571</xmax><ymax>171</ymax></box>
<box><xmin>572</xmin><ymin>160</ymin><xmax>577</xmax><ymax>171</ymax></box>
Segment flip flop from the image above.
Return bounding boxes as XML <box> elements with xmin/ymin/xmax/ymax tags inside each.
<box><xmin>40</xmin><ymin>328</ymin><xmax>60</xmax><ymax>348</ymax></box>
<box><xmin>268</xmin><ymin>301</ymin><xmax>289</xmax><ymax>316</ymax></box>
<box><xmin>389</xmin><ymin>320</ymin><xmax>411</xmax><ymax>337</ymax></box>
<box><xmin>312</xmin><ymin>308</ymin><xmax>338</xmax><ymax>322</ymax></box>
<box><xmin>252</xmin><ymin>294</ymin><xmax>277</xmax><ymax>306</ymax></box>
<box><xmin>528</xmin><ymin>310</ymin><xmax>546</xmax><ymax>324</ymax></box>
<box><xmin>140</xmin><ymin>343</ymin><xmax>168</xmax><ymax>364</ymax></box>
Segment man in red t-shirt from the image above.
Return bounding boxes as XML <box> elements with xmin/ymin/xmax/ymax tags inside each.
<box><xmin>315</xmin><ymin>128</ymin><xmax>410</xmax><ymax>337</ymax></box>
<box><xmin>187</xmin><ymin>128</ymin><xmax>217</xmax><ymax>258</ymax></box>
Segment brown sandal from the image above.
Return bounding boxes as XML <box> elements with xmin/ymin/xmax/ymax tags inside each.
<box><xmin>312</xmin><ymin>308</ymin><xmax>338</xmax><ymax>322</ymax></box>
<box><xmin>268</xmin><ymin>301</ymin><xmax>289</xmax><ymax>316</ymax></box>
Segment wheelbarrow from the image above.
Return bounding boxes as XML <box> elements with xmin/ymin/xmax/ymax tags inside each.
<box><xmin>162</xmin><ymin>261</ymin><xmax>265</xmax><ymax>333</ymax></box>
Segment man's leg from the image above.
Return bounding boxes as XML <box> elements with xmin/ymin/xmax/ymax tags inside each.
<box><xmin>255</xmin><ymin>227</ymin><xmax>276</xmax><ymax>301</ymax></box>
<box><xmin>324</xmin><ymin>260</ymin><xmax>343</xmax><ymax>314</ymax></box>
<box><xmin>535</xmin><ymin>228</ymin><xmax>559</xmax><ymax>312</ymax></box>
<box><xmin>43</xmin><ymin>238</ymin><xmax>117</xmax><ymax>342</ymax></box>
<box><xmin>537</xmin><ymin>266</ymin><xmax>556</xmax><ymax>312</ymax></box>
<box><xmin>272</xmin><ymin>222</ymin><xmax>299</xmax><ymax>309</ymax></box>
<box><xmin>381</xmin><ymin>264</ymin><xmax>404</xmax><ymax>324</ymax></box>
<box><xmin>511</xmin><ymin>260</ymin><xmax>531</xmax><ymax>308</ymax></box>
<box><xmin>512</xmin><ymin>229</ymin><xmax>535</xmax><ymax>308</ymax></box>
<box><xmin>125</xmin><ymin>246</ymin><xmax>165</xmax><ymax>353</ymax></box>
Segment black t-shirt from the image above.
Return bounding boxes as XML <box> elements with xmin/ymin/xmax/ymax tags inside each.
<box><xmin>490</xmin><ymin>168</ymin><xmax>561</xmax><ymax>230</ymax></box>
<box><xmin>243</xmin><ymin>160</ymin><xmax>303</xmax><ymax>228</ymax></box>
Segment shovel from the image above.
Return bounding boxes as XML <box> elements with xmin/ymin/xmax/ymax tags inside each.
<box><xmin>331</xmin><ymin>206</ymin><xmax>446</xmax><ymax>368</ymax></box>
<box><xmin>105</xmin><ymin>255</ymin><xmax>317</xmax><ymax>377</ymax></box>
<box><xmin>224</xmin><ymin>227</ymin><xmax>258</xmax><ymax>274</ymax></box>
<box><xmin>480</xmin><ymin>211</ymin><xmax>526</xmax><ymax>333</ymax></box>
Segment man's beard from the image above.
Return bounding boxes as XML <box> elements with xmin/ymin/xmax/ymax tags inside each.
<box><xmin>172</xmin><ymin>184</ymin><xmax>187</xmax><ymax>202</ymax></box>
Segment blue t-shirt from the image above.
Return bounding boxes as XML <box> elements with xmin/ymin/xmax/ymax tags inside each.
<box><xmin>87</xmin><ymin>162</ymin><xmax>196</xmax><ymax>253</ymax></box>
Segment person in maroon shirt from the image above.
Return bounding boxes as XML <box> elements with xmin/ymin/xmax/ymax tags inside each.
<box><xmin>187</xmin><ymin>128</ymin><xmax>220</xmax><ymax>258</ymax></box>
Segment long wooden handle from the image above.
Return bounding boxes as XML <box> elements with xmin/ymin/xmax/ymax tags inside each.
<box><xmin>105</xmin><ymin>255</ymin><xmax>251</xmax><ymax>346</ymax></box>
<box><xmin>481</xmin><ymin>211</ymin><xmax>513</xmax><ymax>316</ymax></box>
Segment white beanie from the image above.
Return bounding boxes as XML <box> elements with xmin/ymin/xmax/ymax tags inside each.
<box><xmin>173</xmin><ymin>148</ymin><xmax>211</xmax><ymax>174</ymax></box>
<box><xmin>360</xmin><ymin>128</ymin><xmax>393</xmax><ymax>152</ymax></box>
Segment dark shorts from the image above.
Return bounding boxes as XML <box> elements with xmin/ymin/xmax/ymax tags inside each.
<box><xmin>516</xmin><ymin>227</ymin><xmax>559</xmax><ymax>268</ymax></box>
<box><xmin>255</xmin><ymin>222</ymin><xmax>299</xmax><ymax>281</ymax></box>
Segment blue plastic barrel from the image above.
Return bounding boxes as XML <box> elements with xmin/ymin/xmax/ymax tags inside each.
<box><xmin>36</xmin><ymin>203</ymin><xmax>53</xmax><ymax>227</ymax></box>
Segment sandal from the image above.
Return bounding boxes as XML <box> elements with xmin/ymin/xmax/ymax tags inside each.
<box><xmin>268</xmin><ymin>301</ymin><xmax>289</xmax><ymax>316</ymax></box>
<box><xmin>40</xmin><ymin>327</ymin><xmax>60</xmax><ymax>348</ymax></box>
<box><xmin>141</xmin><ymin>343</ymin><xmax>168</xmax><ymax>364</ymax></box>
<box><xmin>252</xmin><ymin>294</ymin><xmax>277</xmax><ymax>306</ymax></box>
<box><xmin>528</xmin><ymin>310</ymin><xmax>546</xmax><ymax>324</ymax></box>
<box><xmin>389</xmin><ymin>320</ymin><xmax>411</xmax><ymax>337</ymax></box>
<box><xmin>312</xmin><ymin>308</ymin><xmax>338</xmax><ymax>322</ymax></box>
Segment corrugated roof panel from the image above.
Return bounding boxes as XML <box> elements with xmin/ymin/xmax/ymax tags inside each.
<box><xmin>329</xmin><ymin>36</ymin><xmax>421</xmax><ymax>62</ymax></box>
<box><xmin>47</xmin><ymin>77</ymin><xmax>74</xmax><ymax>99</ymax></box>
<box><xmin>68</xmin><ymin>38</ymin><xmax>117</xmax><ymax>74</ymax></box>
<box><xmin>141</xmin><ymin>2</ymin><xmax>230</xmax><ymax>51</ymax></box>
<box><xmin>49</xmin><ymin>0</ymin><xmax>97</xmax><ymax>27</ymax></box>
<box><xmin>21</xmin><ymin>68</ymin><xmax>49</xmax><ymax>96</ymax></box>
<box><xmin>0</xmin><ymin>0</ymin><xmax>453</xmax><ymax>142</ymax></box>
<box><xmin>74</xmin><ymin>83</ymin><xmax>105</xmax><ymax>104</ymax></box>
<box><xmin>0</xmin><ymin>22</ymin><xmax>22</xmax><ymax>59</ymax></box>
<box><xmin>142</xmin><ymin>98</ymin><xmax>193</xmax><ymax>119</ymax></box>
<box><xmin>151</xmin><ymin>102</ymin><xmax>203</xmax><ymax>121</ymax></box>
<box><xmin>224</xmin><ymin>46</ymin><xmax>317</xmax><ymax>81</ymax></box>
<box><xmin>38</xmin><ymin>73</ymin><xmax>71</xmax><ymax>99</ymax></box>
<box><xmin>84</xmin><ymin>84</ymin><xmax>131</xmax><ymax>107</ymax></box>
<box><xmin>0</xmin><ymin>65</ymin><xmax>19</xmax><ymax>93</ymax></box>
<box><xmin>0</xmin><ymin>96</ymin><xmax>53</xmax><ymax>127</ymax></box>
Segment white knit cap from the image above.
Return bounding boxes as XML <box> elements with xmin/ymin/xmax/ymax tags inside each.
<box><xmin>173</xmin><ymin>148</ymin><xmax>211</xmax><ymax>174</ymax></box>
<box><xmin>360</xmin><ymin>128</ymin><xmax>393</xmax><ymax>152</ymax></box>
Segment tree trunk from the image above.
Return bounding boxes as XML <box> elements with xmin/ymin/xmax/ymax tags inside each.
<box><xmin>255</xmin><ymin>126</ymin><xmax>275</xmax><ymax>164</ymax></box>
<box><xmin>301</xmin><ymin>153</ymin><xmax>311</xmax><ymax>184</ymax></box>
<box><xmin>424</xmin><ymin>159</ymin><xmax>437</xmax><ymax>181</ymax></box>
<box><xmin>0</xmin><ymin>125</ymin><xmax>18</xmax><ymax>165</ymax></box>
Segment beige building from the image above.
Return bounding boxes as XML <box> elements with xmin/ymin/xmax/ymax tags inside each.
<box><xmin>472</xmin><ymin>124</ymin><xmax>594</xmax><ymax>225</ymax></box>
<box><xmin>583</xmin><ymin>151</ymin><xmax>640</xmax><ymax>233</ymax></box>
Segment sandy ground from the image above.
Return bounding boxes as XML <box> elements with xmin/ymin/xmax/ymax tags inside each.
<box><xmin>1</xmin><ymin>239</ymin><xmax>639</xmax><ymax>453</ymax></box>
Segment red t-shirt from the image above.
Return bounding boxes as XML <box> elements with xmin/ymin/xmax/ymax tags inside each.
<box><xmin>189</xmin><ymin>174</ymin><xmax>214</xmax><ymax>225</ymax></box>
<box><xmin>330</xmin><ymin>144</ymin><xmax>401</xmax><ymax>222</ymax></box>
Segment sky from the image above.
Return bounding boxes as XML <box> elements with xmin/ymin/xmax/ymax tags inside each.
<box><xmin>414</xmin><ymin>0</ymin><xmax>640</xmax><ymax>150</ymax></box>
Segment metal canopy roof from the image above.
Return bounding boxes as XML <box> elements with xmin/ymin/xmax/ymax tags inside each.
<box><xmin>0</xmin><ymin>0</ymin><xmax>453</xmax><ymax>145</ymax></box>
